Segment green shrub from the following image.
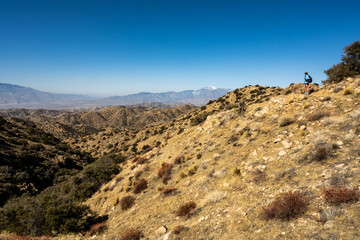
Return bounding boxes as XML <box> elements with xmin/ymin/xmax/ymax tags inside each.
<box><xmin>190</xmin><ymin>112</ymin><xmax>210</xmax><ymax>126</ymax></box>
<box><xmin>0</xmin><ymin>192</ymin><xmax>93</xmax><ymax>236</ymax></box>
<box><xmin>324</xmin><ymin>41</ymin><xmax>360</xmax><ymax>83</ymax></box>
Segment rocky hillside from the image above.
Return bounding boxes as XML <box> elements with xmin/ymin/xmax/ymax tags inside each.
<box><xmin>0</xmin><ymin>105</ymin><xmax>196</xmax><ymax>139</ymax></box>
<box><xmin>54</xmin><ymin>77</ymin><xmax>360</xmax><ymax>240</ymax></box>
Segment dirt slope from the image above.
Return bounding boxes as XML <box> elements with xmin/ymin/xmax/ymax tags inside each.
<box><xmin>51</xmin><ymin>77</ymin><xmax>360</xmax><ymax>240</ymax></box>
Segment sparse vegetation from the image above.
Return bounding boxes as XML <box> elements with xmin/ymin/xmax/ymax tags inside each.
<box><xmin>120</xmin><ymin>228</ymin><xmax>141</xmax><ymax>240</ymax></box>
<box><xmin>307</xmin><ymin>111</ymin><xmax>330</xmax><ymax>121</ymax></box>
<box><xmin>324</xmin><ymin>186</ymin><xmax>359</xmax><ymax>205</ymax></box>
<box><xmin>279</xmin><ymin>117</ymin><xmax>295</xmax><ymax>127</ymax></box>
<box><xmin>253</xmin><ymin>170</ymin><xmax>266</xmax><ymax>183</ymax></box>
<box><xmin>190</xmin><ymin>112</ymin><xmax>211</xmax><ymax>126</ymax></box>
<box><xmin>88</xmin><ymin>221</ymin><xmax>107</xmax><ymax>236</ymax></box>
<box><xmin>233</xmin><ymin>168</ymin><xmax>241</xmax><ymax>175</ymax></box>
<box><xmin>134</xmin><ymin>170</ymin><xmax>143</xmax><ymax>179</ymax></box>
<box><xmin>312</xmin><ymin>146</ymin><xmax>328</xmax><ymax>161</ymax></box>
<box><xmin>120</xmin><ymin>195</ymin><xmax>136</xmax><ymax>210</ymax></box>
<box><xmin>344</xmin><ymin>88</ymin><xmax>353</xmax><ymax>95</ymax></box>
<box><xmin>162</xmin><ymin>187</ymin><xmax>177</xmax><ymax>195</ymax></box>
<box><xmin>136</xmin><ymin>157</ymin><xmax>147</xmax><ymax>165</ymax></box>
<box><xmin>262</xmin><ymin>191</ymin><xmax>308</xmax><ymax>220</ymax></box>
<box><xmin>173</xmin><ymin>155</ymin><xmax>185</xmax><ymax>164</ymax></box>
<box><xmin>133</xmin><ymin>179</ymin><xmax>148</xmax><ymax>194</ymax></box>
<box><xmin>229</xmin><ymin>134</ymin><xmax>239</xmax><ymax>143</ymax></box>
<box><xmin>173</xmin><ymin>225</ymin><xmax>184</xmax><ymax>234</ymax></box>
<box><xmin>176</xmin><ymin>201</ymin><xmax>196</xmax><ymax>217</ymax></box>
<box><xmin>158</xmin><ymin>163</ymin><xmax>172</xmax><ymax>184</ymax></box>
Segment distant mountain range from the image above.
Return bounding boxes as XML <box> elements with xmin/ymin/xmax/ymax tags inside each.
<box><xmin>0</xmin><ymin>83</ymin><xmax>232</xmax><ymax>109</ymax></box>
<box><xmin>0</xmin><ymin>83</ymin><xmax>92</xmax><ymax>104</ymax></box>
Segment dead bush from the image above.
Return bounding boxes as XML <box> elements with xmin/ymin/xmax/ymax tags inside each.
<box><xmin>120</xmin><ymin>195</ymin><xmax>136</xmax><ymax>210</ymax></box>
<box><xmin>173</xmin><ymin>225</ymin><xmax>184</xmax><ymax>234</ymax></box>
<box><xmin>173</xmin><ymin>155</ymin><xmax>185</xmax><ymax>165</ymax></box>
<box><xmin>88</xmin><ymin>221</ymin><xmax>107</xmax><ymax>236</ymax></box>
<box><xmin>134</xmin><ymin>170</ymin><xmax>143</xmax><ymax>179</ymax></box>
<box><xmin>307</xmin><ymin>111</ymin><xmax>330</xmax><ymax>121</ymax></box>
<box><xmin>324</xmin><ymin>186</ymin><xmax>359</xmax><ymax>205</ymax></box>
<box><xmin>158</xmin><ymin>163</ymin><xmax>172</xmax><ymax>184</ymax></box>
<box><xmin>262</xmin><ymin>191</ymin><xmax>308</xmax><ymax>220</ymax></box>
<box><xmin>229</xmin><ymin>134</ymin><xmax>239</xmax><ymax>143</ymax></box>
<box><xmin>133</xmin><ymin>179</ymin><xmax>148</xmax><ymax>194</ymax></box>
<box><xmin>176</xmin><ymin>201</ymin><xmax>196</xmax><ymax>217</ymax></box>
<box><xmin>162</xmin><ymin>187</ymin><xmax>177</xmax><ymax>195</ymax></box>
<box><xmin>279</xmin><ymin>117</ymin><xmax>295</xmax><ymax>127</ymax></box>
<box><xmin>136</xmin><ymin>157</ymin><xmax>147</xmax><ymax>165</ymax></box>
<box><xmin>313</xmin><ymin>147</ymin><xmax>328</xmax><ymax>161</ymax></box>
<box><xmin>253</xmin><ymin>170</ymin><xmax>266</xmax><ymax>183</ymax></box>
<box><xmin>120</xmin><ymin>228</ymin><xmax>141</xmax><ymax>240</ymax></box>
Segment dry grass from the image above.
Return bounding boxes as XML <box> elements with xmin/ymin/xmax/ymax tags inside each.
<box><xmin>120</xmin><ymin>195</ymin><xmax>136</xmax><ymax>210</ymax></box>
<box><xmin>120</xmin><ymin>228</ymin><xmax>141</xmax><ymax>240</ymax></box>
<box><xmin>176</xmin><ymin>201</ymin><xmax>196</xmax><ymax>217</ymax></box>
<box><xmin>7</xmin><ymin>236</ymin><xmax>51</xmax><ymax>240</ymax></box>
<box><xmin>324</xmin><ymin>186</ymin><xmax>359</xmax><ymax>205</ymax></box>
<box><xmin>279</xmin><ymin>117</ymin><xmax>295</xmax><ymax>127</ymax></box>
<box><xmin>307</xmin><ymin>111</ymin><xmax>330</xmax><ymax>121</ymax></box>
<box><xmin>158</xmin><ymin>163</ymin><xmax>172</xmax><ymax>184</ymax></box>
<box><xmin>344</xmin><ymin>88</ymin><xmax>353</xmax><ymax>95</ymax></box>
<box><xmin>162</xmin><ymin>187</ymin><xmax>177</xmax><ymax>195</ymax></box>
<box><xmin>88</xmin><ymin>221</ymin><xmax>107</xmax><ymax>236</ymax></box>
<box><xmin>133</xmin><ymin>179</ymin><xmax>148</xmax><ymax>194</ymax></box>
<box><xmin>262</xmin><ymin>191</ymin><xmax>308</xmax><ymax>220</ymax></box>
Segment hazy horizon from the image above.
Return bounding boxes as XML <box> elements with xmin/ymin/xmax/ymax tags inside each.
<box><xmin>1</xmin><ymin>0</ymin><xmax>359</xmax><ymax>96</ymax></box>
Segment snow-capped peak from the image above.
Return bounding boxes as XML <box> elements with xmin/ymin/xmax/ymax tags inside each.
<box><xmin>203</xmin><ymin>86</ymin><xmax>217</xmax><ymax>90</ymax></box>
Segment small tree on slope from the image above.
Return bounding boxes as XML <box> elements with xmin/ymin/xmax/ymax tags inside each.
<box><xmin>324</xmin><ymin>40</ymin><xmax>360</xmax><ymax>83</ymax></box>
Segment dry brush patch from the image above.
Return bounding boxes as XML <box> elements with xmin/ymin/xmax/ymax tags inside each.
<box><xmin>134</xmin><ymin>170</ymin><xmax>143</xmax><ymax>179</ymax></box>
<box><xmin>173</xmin><ymin>225</ymin><xmax>184</xmax><ymax>234</ymax></box>
<box><xmin>120</xmin><ymin>195</ymin><xmax>136</xmax><ymax>210</ymax></box>
<box><xmin>253</xmin><ymin>170</ymin><xmax>266</xmax><ymax>183</ymax></box>
<box><xmin>162</xmin><ymin>187</ymin><xmax>177</xmax><ymax>195</ymax></box>
<box><xmin>279</xmin><ymin>117</ymin><xmax>295</xmax><ymax>127</ymax></box>
<box><xmin>176</xmin><ymin>201</ymin><xmax>197</xmax><ymax>218</ymax></box>
<box><xmin>6</xmin><ymin>236</ymin><xmax>52</xmax><ymax>240</ymax></box>
<box><xmin>173</xmin><ymin>155</ymin><xmax>185</xmax><ymax>165</ymax></box>
<box><xmin>324</xmin><ymin>186</ymin><xmax>359</xmax><ymax>205</ymax></box>
<box><xmin>88</xmin><ymin>221</ymin><xmax>107</xmax><ymax>236</ymax></box>
<box><xmin>312</xmin><ymin>146</ymin><xmax>329</xmax><ymax>161</ymax></box>
<box><xmin>120</xmin><ymin>228</ymin><xmax>141</xmax><ymax>240</ymax></box>
<box><xmin>262</xmin><ymin>191</ymin><xmax>308</xmax><ymax>220</ymax></box>
<box><xmin>133</xmin><ymin>179</ymin><xmax>148</xmax><ymax>194</ymax></box>
<box><xmin>134</xmin><ymin>157</ymin><xmax>148</xmax><ymax>165</ymax></box>
<box><xmin>158</xmin><ymin>163</ymin><xmax>172</xmax><ymax>184</ymax></box>
<box><xmin>307</xmin><ymin>111</ymin><xmax>330</xmax><ymax>121</ymax></box>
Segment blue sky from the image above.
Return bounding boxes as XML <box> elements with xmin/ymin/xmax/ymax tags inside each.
<box><xmin>0</xmin><ymin>0</ymin><xmax>359</xmax><ymax>96</ymax></box>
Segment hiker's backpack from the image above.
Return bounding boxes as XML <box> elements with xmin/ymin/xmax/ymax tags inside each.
<box><xmin>307</xmin><ymin>75</ymin><xmax>312</xmax><ymax>83</ymax></box>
